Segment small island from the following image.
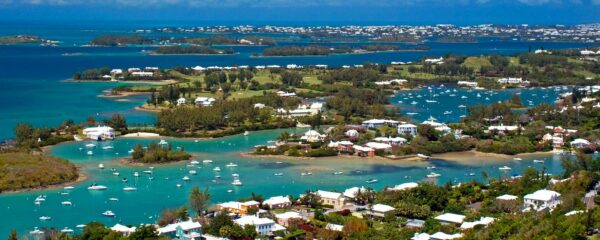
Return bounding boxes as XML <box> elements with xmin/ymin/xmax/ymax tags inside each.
<box><xmin>127</xmin><ymin>141</ymin><xmax>192</xmax><ymax>164</ymax></box>
<box><xmin>90</xmin><ymin>34</ymin><xmax>153</xmax><ymax>46</ymax></box>
<box><xmin>151</xmin><ymin>45</ymin><xmax>235</xmax><ymax>55</ymax></box>
<box><xmin>260</xmin><ymin>44</ymin><xmax>429</xmax><ymax>57</ymax></box>
<box><xmin>0</xmin><ymin>152</ymin><xmax>80</xmax><ymax>193</ymax></box>
<box><xmin>0</xmin><ymin>35</ymin><xmax>49</xmax><ymax>45</ymax></box>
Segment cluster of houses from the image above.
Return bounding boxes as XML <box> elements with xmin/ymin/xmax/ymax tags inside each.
<box><xmin>497</xmin><ymin>77</ymin><xmax>530</xmax><ymax>85</ymax></box>
<box><xmin>176</xmin><ymin>96</ymin><xmax>216</xmax><ymax>107</ymax></box>
<box><xmin>82</xmin><ymin>126</ymin><xmax>115</xmax><ymax>141</ymax></box>
<box><xmin>110</xmin><ymin>67</ymin><xmax>160</xmax><ymax>80</ymax></box>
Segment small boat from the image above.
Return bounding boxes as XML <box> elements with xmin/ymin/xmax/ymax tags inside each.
<box><xmin>190</xmin><ymin>160</ymin><xmax>200</xmax><ymax>165</ymax></box>
<box><xmin>30</xmin><ymin>228</ymin><xmax>44</xmax><ymax>235</ymax></box>
<box><xmin>275</xmin><ymin>161</ymin><xmax>283</xmax><ymax>164</ymax></box>
<box><xmin>39</xmin><ymin>216</ymin><xmax>52</xmax><ymax>221</ymax></box>
<box><xmin>461</xmin><ymin>96</ymin><xmax>468</xmax><ymax>99</ymax></box>
<box><xmin>513</xmin><ymin>158</ymin><xmax>522</xmax><ymax>161</ymax></box>
<box><xmin>98</xmin><ymin>164</ymin><xmax>105</xmax><ymax>169</ymax></box>
<box><xmin>158</xmin><ymin>139</ymin><xmax>168</xmax><ymax>145</ymax></box>
<box><xmin>366</xmin><ymin>179</ymin><xmax>379</xmax><ymax>184</ymax></box>
<box><xmin>468</xmin><ymin>172</ymin><xmax>476</xmax><ymax>176</ymax></box>
<box><xmin>458</xmin><ymin>105</ymin><xmax>466</xmax><ymax>108</ymax></box>
<box><xmin>76</xmin><ymin>224</ymin><xmax>86</xmax><ymax>229</ymax></box>
<box><xmin>301</xmin><ymin>172</ymin><xmax>313</xmax><ymax>176</ymax></box>
<box><xmin>533</xmin><ymin>159</ymin><xmax>545</xmax><ymax>163</ymax></box>
<box><xmin>425</xmin><ymin>99</ymin><xmax>437</xmax><ymax>103</ymax></box>
<box><xmin>231</xmin><ymin>173</ymin><xmax>239</xmax><ymax>177</ymax></box>
<box><xmin>274</xmin><ymin>173</ymin><xmax>284</xmax><ymax>176</ymax></box>
<box><xmin>176</xmin><ymin>184</ymin><xmax>182</xmax><ymax>188</ymax></box>
<box><xmin>123</xmin><ymin>187</ymin><xmax>137</xmax><ymax>191</ymax></box>
<box><xmin>128</xmin><ymin>149</ymin><xmax>134</xmax><ymax>154</ymax></box>
<box><xmin>35</xmin><ymin>195</ymin><xmax>46</xmax><ymax>202</ymax></box>
<box><xmin>333</xmin><ymin>172</ymin><xmax>344</xmax><ymax>175</ymax></box>
<box><xmin>243</xmin><ymin>131</ymin><xmax>249</xmax><ymax>136</ymax></box>
<box><xmin>227</xmin><ymin>189</ymin><xmax>233</xmax><ymax>193</ymax></box>
<box><xmin>411</xmin><ymin>101</ymin><xmax>418</xmax><ymax>105</ymax></box>
<box><xmin>87</xmin><ymin>184</ymin><xmax>108</xmax><ymax>190</ymax></box>
<box><xmin>426</xmin><ymin>166</ymin><xmax>436</xmax><ymax>170</ymax></box>
<box><xmin>109</xmin><ymin>198</ymin><xmax>119</xmax><ymax>201</ymax></box>
<box><xmin>61</xmin><ymin>227</ymin><xmax>74</xmax><ymax>233</ymax></box>
<box><xmin>417</xmin><ymin>154</ymin><xmax>430</xmax><ymax>159</ymax></box>
<box><xmin>102</xmin><ymin>211</ymin><xmax>115</xmax><ymax>217</ymax></box>
<box><xmin>61</xmin><ymin>201</ymin><xmax>72</xmax><ymax>206</ymax></box>
<box><xmin>85</xmin><ymin>143</ymin><xmax>96</xmax><ymax>148</ymax></box>
<box><xmin>406</xmin><ymin>112</ymin><xmax>418</xmax><ymax>115</ymax></box>
<box><xmin>232</xmin><ymin>179</ymin><xmax>243</xmax><ymax>186</ymax></box>
<box><xmin>112</xmin><ymin>172</ymin><xmax>120</xmax><ymax>176</ymax></box>
<box><xmin>87</xmin><ymin>151</ymin><xmax>94</xmax><ymax>156</ymax></box>
<box><xmin>148</xmin><ymin>176</ymin><xmax>154</xmax><ymax>180</ymax></box>
<box><xmin>63</xmin><ymin>186</ymin><xmax>75</xmax><ymax>190</ymax></box>
<box><xmin>443</xmin><ymin>111</ymin><xmax>452</xmax><ymax>115</ymax></box>
<box><xmin>213</xmin><ymin>167</ymin><xmax>221</xmax><ymax>172</ymax></box>
<box><xmin>203</xmin><ymin>159</ymin><xmax>213</xmax><ymax>163</ymax></box>
<box><xmin>427</xmin><ymin>172</ymin><xmax>441</xmax><ymax>178</ymax></box>
<box><xmin>143</xmin><ymin>170</ymin><xmax>153</xmax><ymax>174</ymax></box>
<box><xmin>189</xmin><ymin>170</ymin><xmax>197</xmax><ymax>175</ymax></box>
<box><xmin>133</xmin><ymin>172</ymin><xmax>139</xmax><ymax>177</ymax></box>
<box><xmin>499</xmin><ymin>166</ymin><xmax>512</xmax><ymax>171</ymax></box>
<box><xmin>34</xmin><ymin>201</ymin><xmax>41</xmax><ymax>205</ymax></box>
<box><xmin>182</xmin><ymin>176</ymin><xmax>190</xmax><ymax>181</ymax></box>
<box><xmin>102</xmin><ymin>146</ymin><xmax>113</xmax><ymax>150</ymax></box>
<box><xmin>122</xmin><ymin>178</ymin><xmax>128</xmax><ymax>183</ymax></box>
<box><xmin>225</xmin><ymin>163</ymin><xmax>238</xmax><ymax>167</ymax></box>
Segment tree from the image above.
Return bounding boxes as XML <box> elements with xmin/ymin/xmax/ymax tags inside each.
<box><xmin>207</xmin><ymin>212</ymin><xmax>234</xmax><ymax>236</ymax></box>
<box><xmin>106</xmin><ymin>113</ymin><xmax>127</xmax><ymax>131</ymax></box>
<box><xmin>7</xmin><ymin>230</ymin><xmax>17</xmax><ymax>240</ymax></box>
<box><xmin>14</xmin><ymin>123</ymin><xmax>34</xmax><ymax>147</ymax></box>
<box><xmin>343</xmin><ymin>218</ymin><xmax>369</xmax><ymax>238</ymax></box>
<box><xmin>189</xmin><ymin>187</ymin><xmax>211</xmax><ymax>216</ymax></box>
<box><xmin>81</xmin><ymin>222</ymin><xmax>111</xmax><ymax>240</ymax></box>
<box><xmin>128</xmin><ymin>225</ymin><xmax>159</xmax><ymax>240</ymax></box>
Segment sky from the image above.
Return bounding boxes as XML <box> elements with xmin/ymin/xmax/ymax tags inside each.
<box><xmin>0</xmin><ymin>0</ymin><xmax>599</xmax><ymax>25</ymax></box>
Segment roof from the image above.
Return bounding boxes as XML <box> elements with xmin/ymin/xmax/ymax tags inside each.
<box><xmin>316</xmin><ymin>190</ymin><xmax>342</xmax><ymax>199</ymax></box>
<box><xmin>325</xmin><ymin>223</ymin><xmax>343</xmax><ymax>232</ymax></box>
<box><xmin>430</xmin><ymin>232</ymin><xmax>463</xmax><ymax>240</ymax></box>
<box><xmin>158</xmin><ymin>220</ymin><xmax>202</xmax><ymax>234</ymax></box>
<box><xmin>111</xmin><ymin>224</ymin><xmax>136</xmax><ymax>233</ymax></box>
<box><xmin>570</xmin><ymin>138</ymin><xmax>590</xmax><ymax>145</ymax></box>
<box><xmin>343</xmin><ymin>186</ymin><xmax>366</xmax><ymax>198</ymax></box>
<box><xmin>496</xmin><ymin>194</ymin><xmax>518</xmax><ymax>201</ymax></box>
<box><xmin>391</xmin><ymin>182</ymin><xmax>418</xmax><ymax>191</ymax></box>
<box><xmin>275</xmin><ymin>211</ymin><xmax>302</xmax><ymax>220</ymax></box>
<box><xmin>372</xmin><ymin>204</ymin><xmax>395</xmax><ymax>213</ymax></box>
<box><xmin>353</xmin><ymin>146</ymin><xmax>374</xmax><ymax>152</ymax></box>
<box><xmin>460</xmin><ymin>217</ymin><xmax>494</xmax><ymax>229</ymax></box>
<box><xmin>405</xmin><ymin>219</ymin><xmax>425</xmax><ymax>228</ymax></box>
<box><xmin>434</xmin><ymin>213</ymin><xmax>466</xmax><ymax>224</ymax></box>
<box><xmin>524</xmin><ymin>189</ymin><xmax>561</xmax><ymax>201</ymax></box>
<box><xmin>234</xmin><ymin>215</ymin><xmax>275</xmax><ymax>226</ymax></box>
<box><xmin>398</xmin><ymin>123</ymin><xmax>418</xmax><ymax>128</ymax></box>
<box><xmin>263</xmin><ymin>196</ymin><xmax>291</xmax><ymax>206</ymax></box>
<box><xmin>365</xmin><ymin>142</ymin><xmax>392</xmax><ymax>150</ymax></box>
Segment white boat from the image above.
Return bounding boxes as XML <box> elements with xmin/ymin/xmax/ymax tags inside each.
<box><xmin>112</xmin><ymin>172</ymin><xmax>120</xmax><ymax>176</ymax></box>
<box><xmin>513</xmin><ymin>158</ymin><xmax>522</xmax><ymax>161</ymax></box>
<box><xmin>109</xmin><ymin>198</ymin><xmax>119</xmax><ymax>201</ymax></box>
<box><xmin>76</xmin><ymin>224</ymin><xmax>86</xmax><ymax>228</ymax></box>
<box><xmin>128</xmin><ymin>149</ymin><xmax>134</xmax><ymax>154</ymax></box>
<box><xmin>189</xmin><ymin>170</ymin><xmax>197</xmax><ymax>175</ymax></box>
<box><xmin>122</xmin><ymin>178</ymin><xmax>128</xmax><ymax>183</ymax></box>
<box><xmin>533</xmin><ymin>159</ymin><xmax>545</xmax><ymax>163</ymax></box>
<box><xmin>29</xmin><ymin>228</ymin><xmax>44</xmax><ymax>235</ymax></box>
<box><xmin>102</xmin><ymin>210</ymin><xmax>115</xmax><ymax>217</ymax></box>
<box><xmin>182</xmin><ymin>176</ymin><xmax>190</xmax><ymax>181</ymax></box>
<box><xmin>102</xmin><ymin>146</ymin><xmax>113</xmax><ymax>150</ymax></box>
<box><xmin>158</xmin><ymin>139</ymin><xmax>168</xmax><ymax>145</ymax></box>
<box><xmin>243</xmin><ymin>131</ymin><xmax>249</xmax><ymax>136</ymax></box>
<box><xmin>232</xmin><ymin>179</ymin><xmax>243</xmax><ymax>186</ymax></box>
<box><xmin>425</xmin><ymin>99</ymin><xmax>437</xmax><ymax>103</ymax></box>
<box><xmin>411</xmin><ymin>101</ymin><xmax>418</xmax><ymax>105</ymax></box>
<box><xmin>39</xmin><ymin>216</ymin><xmax>52</xmax><ymax>221</ymax></box>
<box><xmin>468</xmin><ymin>172</ymin><xmax>476</xmax><ymax>176</ymax></box>
<box><xmin>274</xmin><ymin>173</ymin><xmax>283</xmax><ymax>176</ymax></box>
<box><xmin>427</xmin><ymin>172</ymin><xmax>441</xmax><ymax>178</ymax></box>
<box><xmin>61</xmin><ymin>201</ymin><xmax>72</xmax><ymax>206</ymax></box>
<box><xmin>176</xmin><ymin>184</ymin><xmax>182</xmax><ymax>188</ymax></box>
<box><xmin>87</xmin><ymin>184</ymin><xmax>108</xmax><ymax>190</ymax></box>
<box><xmin>85</xmin><ymin>143</ymin><xmax>96</xmax><ymax>148</ymax></box>
<box><xmin>461</xmin><ymin>96</ymin><xmax>468</xmax><ymax>99</ymax></box>
<box><xmin>417</xmin><ymin>154</ymin><xmax>430</xmax><ymax>159</ymax></box>
<box><xmin>458</xmin><ymin>105</ymin><xmax>466</xmax><ymax>108</ymax></box>
<box><xmin>333</xmin><ymin>172</ymin><xmax>344</xmax><ymax>175</ymax></box>
<box><xmin>87</xmin><ymin>150</ymin><xmax>94</xmax><ymax>156</ymax></box>
<box><xmin>499</xmin><ymin>166</ymin><xmax>512</xmax><ymax>171</ymax></box>
<box><xmin>366</xmin><ymin>179</ymin><xmax>379</xmax><ymax>184</ymax></box>
<box><xmin>123</xmin><ymin>187</ymin><xmax>137</xmax><ymax>191</ymax></box>
<box><xmin>443</xmin><ymin>111</ymin><xmax>452</xmax><ymax>115</ymax></box>
<box><xmin>190</xmin><ymin>160</ymin><xmax>200</xmax><ymax>165</ymax></box>
<box><xmin>98</xmin><ymin>163</ymin><xmax>105</xmax><ymax>169</ymax></box>
<box><xmin>275</xmin><ymin>161</ymin><xmax>283</xmax><ymax>164</ymax></box>
<box><xmin>203</xmin><ymin>159</ymin><xmax>213</xmax><ymax>163</ymax></box>
<box><xmin>35</xmin><ymin>195</ymin><xmax>46</xmax><ymax>202</ymax></box>
<box><xmin>63</xmin><ymin>186</ymin><xmax>75</xmax><ymax>190</ymax></box>
<box><xmin>301</xmin><ymin>172</ymin><xmax>313</xmax><ymax>176</ymax></box>
<box><xmin>143</xmin><ymin>170</ymin><xmax>153</xmax><ymax>174</ymax></box>
<box><xmin>226</xmin><ymin>163</ymin><xmax>238</xmax><ymax>167</ymax></box>
<box><xmin>133</xmin><ymin>172</ymin><xmax>139</xmax><ymax>177</ymax></box>
<box><xmin>213</xmin><ymin>167</ymin><xmax>221</xmax><ymax>172</ymax></box>
<box><xmin>426</xmin><ymin>166</ymin><xmax>436</xmax><ymax>170</ymax></box>
<box><xmin>227</xmin><ymin>189</ymin><xmax>233</xmax><ymax>193</ymax></box>
<box><xmin>61</xmin><ymin>227</ymin><xmax>74</xmax><ymax>233</ymax></box>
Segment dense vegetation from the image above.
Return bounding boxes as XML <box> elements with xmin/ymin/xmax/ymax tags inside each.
<box><xmin>0</xmin><ymin>152</ymin><xmax>79</xmax><ymax>192</ymax></box>
<box><xmin>153</xmin><ymin>46</ymin><xmax>235</xmax><ymax>55</ymax></box>
<box><xmin>173</xmin><ymin>35</ymin><xmax>276</xmax><ymax>46</ymax></box>
<box><xmin>261</xmin><ymin>44</ymin><xmax>425</xmax><ymax>56</ymax></box>
<box><xmin>90</xmin><ymin>35</ymin><xmax>152</xmax><ymax>46</ymax></box>
<box><xmin>130</xmin><ymin>142</ymin><xmax>191</xmax><ymax>164</ymax></box>
<box><xmin>0</xmin><ymin>35</ymin><xmax>45</xmax><ymax>45</ymax></box>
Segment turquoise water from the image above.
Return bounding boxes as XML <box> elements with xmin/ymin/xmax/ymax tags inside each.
<box><xmin>0</xmin><ymin>128</ymin><xmax>567</xmax><ymax>235</ymax></box>
<box><xmin>392</xmin><ymin>85</ymin><xmax>570</xmax><ymax>123</ymax></box>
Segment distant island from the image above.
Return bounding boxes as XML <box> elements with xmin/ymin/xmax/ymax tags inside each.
<box><xmin>126</xmin><ymin>141</ymin><xmax>192</xmax><ymax>164</ymax></box>
<box><xmin>90</xmin><ymin>35</ymin><xmax>153</xmax><ymax>46</ymax></box>
<box><xmin>259</xmin><ymin>44</ymin><xmax>429</xmax><ymax>57</ymax></box>
<box><xmin>151</xmin><ymin>45</ymin><xmax>235</xmax><ymax>55</ymax></box>
<box><xmin>0</xmin><ymin>152</ymin><xmax>80</xmax><ymax>193</ymax></box>
<box><xmin>0</xmin><ymin>35</ymin><xmax>49</xmax><ymax>45</ymax></box>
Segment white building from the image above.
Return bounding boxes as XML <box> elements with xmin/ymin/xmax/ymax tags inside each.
<box><xmin>300</xmin><ymin>130</ymin><xmax>326</xmax><ymax>143</ymax></box>
<box><xmin>343</xmin><ymin>186</ymin><xmax>367</xmax><ymax>199</ymax></box>
<box><xmin>362</xmin><ymin>119</ymin><xmax>400</xmax><ymax>128</ymax></box>
<box><xmin>275</xmin><ymin>212</ymin><xmax>302</xmax><ymax>227</ymax></box>
<box><xmin>276</xmin><ymin>91</ymin><xmax>296</xmax><ymax>97</ymax></box>
<box><xmin>315</xmin><ymin>190</ymin><xmax>346</xmax><ymax>209</ymax></box>
<box><xmin>263</xmin><ymin>196</ymin><xmax>292</xmax><ymax>209</ymax></box>
<box><xmin>457</xmin><ymin>81</ymin><xmax>478</xmax><ymax>88</ymax></box>
<box><xmin>412</xmin><ymin>232</ymin><xmax>462</xmax><ymax>240</ymax></box>
<box><xmin>460</xmin><ymin>217</ymin><xmax>494</xmax><ymax>230</ymax></box>
<box><xmin>497</xmin><ymin>77</ymin><xmax>523</xmax><ymax>84</ymax></box>
<box><xmin>570</xmin><ymin>138</ymin><xmax>591</xmax><ymax>148</ymax></box>
<box><xmin>83</xmin><ymin>126</ymin><xmax>115</xmax><ymax>141</ymax></box>
<box><xmin>373</xmin><ymin>136</ymin><xmax>407</xmax><ymax>146</ymax></box>
<box><xmin>194</xmin><ymin>97</ymin><xmax>215</xmax><ymax>107</ymax></box>
<box><xmin>496</xmin><ymin>194</ymin><xmax>518</xmax><ymax>201</ymax></box>
<box><xmin>176</xmin><ymin>97</ymin><xmax>186</xmax><ymax>106</ymax></box>
<box><xmin>523</xmin><ymin>189</ymin><xmax>561</xmax><ymax>211</ymax></box>
<box><xmin>368</xmin><ymin>204</ymin><xmax>395</xmax><ymax>217</ymax></box>
<box><xmin>345</xmin><ymin>129</ymin><xmax>360</xmax><ymax>138</ymax></box>
<box><xmin>234</xmin><ymin>215</ymin><xmax>285</xmax><ymax>236</ymax></box>
<box><xmin>390</xmin><ymin>182</ymin><xmax>419</xmax><ymax>191</ymax></box>
<box><xmin>424</xmin><ymin>57</ymin><xmax>444</xmax><ymax>64</ymax></box>
<box><xmin>131</xmin><ymin>71</ymin><xmax>154</xmax><ymax>77</ymax></box>
<box><xmin>434</xmin><ymin>213</ymin><xmax>466</xmax><ymax>225</ymax></box>
<box><xmin>287</xmin><ymin>103</ymin><xmax>323</xmax><ymax>117</ymax></box>
<box><xmin>397</xmin><ymin>123</ymin><xmax>418</xmax><ymax>136</ymax></box>
<box><xmin>111</xmin><ymin>224</ymin><xmax>136</xmax><ymax>236</ymax></box>
<box><xmin>487</xmin><ymin>124</ymin><xmax>520</xmax><ymax>133</ymax></box>
<box><xmin>365</xmin><ymin>142</ymin><xmax>392</xmax><ymax>151</ymax></box>
<box><xmin>158</xmin><ymin>219</ymin><xmax>202</xmax><ymax>239</ymax></box>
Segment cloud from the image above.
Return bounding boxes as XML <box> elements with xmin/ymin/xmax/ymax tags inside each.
<box><xmin>0</xmin><ymin>0</ymin><xmax>596</xmax><ymax>7</ymax></box>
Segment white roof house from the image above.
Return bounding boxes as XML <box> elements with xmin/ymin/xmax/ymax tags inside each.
<box><xmin>570</xmin><ymin>138</ymin><xmax>591</xmax><ymax>148</ymax></box>
<box><xmin>345</xmin><ymin>129</ymin><xmax>360</xmax><ymax>138</ymax></box>
<box><xmin>176</xmin><ymin>97</ymin><xmax>186</xmax><ymax>106</ymax></box>
<box><xmin>83</xmin><ymin>126</ymin><xmax>115</xmax><ymax>141</ymax></box>
<box><xmin>111</xmin><ymin>224</ymin><xmax>136</xmax><ymax>236</ymax></box>
<box><xmin>275</xmin><ymin>211</ymin><xmax>302</xmax><ymax>220</ymax></box>
<box><xmin>434</xmin><ymin>213</ymin><xmax>466</xmax><ymax>224</ymax></box>
<box><xmin>362</xmin><ymin>119</ymin><xmax>400</xmax><ymax>128</ymax></box>
<box><xmin>488</xmin><ymin>124</ymin><xmax>520</xmax><ymax>132</ymax></box>
<box><xmin>365</xmin><ymin>142</ymin><xmax>392</xmax><ymax>150</ymax></box>
<box><xmin>460</xmin><ymin>217</ymin><xmax>495</xmax><ymax>230</ymax></box>
<box><xmin>316</xmin><ymin>190</ymin><xmax>345</xmax><ymax>209</ymax></box>
<box><xmin>421</xmin><ymin>116</ymin><xmax>445</xmax><ymax>128</ymax></box>
<box><xmin>457</xmin><ymin>81</ymin><xmax>478</xmax><ymax>88</ymax></box>
<box><xmin>496</xmin><ymin>194</ymin><xmax>518</xmax><ymax>201</ymax></box>
<box><xmin>390</xmin><ymin>182</ymin><xmax>419</xmax><ymax>191</ymax></box>
<box><xmin>194</xmin><ymin>97</ymin><xmax>216</xmax><ymax>107</ymax></box>
<box><xmin>497</xmin><ymin>77</ymin><xmax>523</xmax><ymax>84</ymax></box>
<box><xmin>412</xmin><ymin>232</ymin><xmax>462</xmax><ymax>240</ymax></box>
<box><xmin>300</xmin><ymin>130</ymin><xmax>326</xmax><ymax>143</ymax></box>
<box><xmin>234</xmin><ymin>215</ymin><xmax>285</xmax><ymax>236</ymax></box>
<box><xmin>158</xmin><ymin>219</ymin><xmax>202</xmax><ymax>238</ymax></box>
<box><xmin>371</xmin><ymin>204</ymin><xmax>395</xmax><ymax>214</ymax></box>
<box><xmin>263</xmin><ymin>196</ymin><xmax>292</xmax><ymax>209</ymax></box>
<box><xmin>343</xmin><ymin>186</ymin><xmax>367</xmax><ymax>198</ymax></box>
<box><xmin>523</xmin><ymin>189</ymin><xmax>561</xmax><ymax>211</ymax></box>
<box><xmin>325</xmin><ymin>223</ymin><xmax>343</xmax><ymax>232</ymax></box>
<box><xmin>397</xmin><ymin>123</ymin><xmax>418</xmax><ymax>136</ymax></box>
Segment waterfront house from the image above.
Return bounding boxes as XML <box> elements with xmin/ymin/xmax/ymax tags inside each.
<box><xmin>365</xmin><ymin>142</ymin><xmax>392</xmax><ymax>152</ymax></box>
<box><xmin>343</xmin><ymin>186</ymin><xmax>367</xmax><ymax>199</ymax></box>
<box><xmin>300</xmin><ymin>130</ymin><xmax>326</xmax><ymax>143</ymax></box>
<box><xmin>434</xmin><ymin>213</ymin><xmax>466</xmax><ymax>225</ymax></box>
<box><xmin>497</xmin><ymin>77</ymin><xmax>523</xmax><ymax>84</ymax></box>
<box><xmin>262</xmin><ymin>196</ymin><xmax>292</xmax><ymax>209</ymax></box>
<box><xmin>275</xmin><ymin>211</ymin><xmax>302</xmax><ymax>227</ymax></box>
<box><xmin>373</xmin><ymin>136</ymin><xmax>407</xmax><ymax>146</ymax></box>
<box><xmin>328</xmin><ymin>141</ymin><xmax>354</xmax><ymax>153</ymax></box>
<box><xmin>315</xmin><ymin>190</ymin><xmax>346</xmax><ymax>209</ymax></box>
<box><xmin>127</xmin><ymin>68</ymin><xmax>141</xmax><ymax>73</ymax></box>
<box><xmin>354</xmin><ymin>146</ymin><xmax>375</xmax><ymax>157</ymax></box>
<box><xmin>362</xmin><ymin>119</ymin><xmax>400</xmax><ymax>128</ymax></box>
<box><xmin>157</xmin><ymin>219</ymin><xmax>202</xmax><ymax>240</ymax></box>
<box><xmin>457</xmin><ymin>81</ymin><xmax>478</xmax><ymax>88</ymax></box>
<box><xmin>421</xmin><ymin>117</ymin><xmax>452</xmax><ymax>134</ymax></box>
<box><xmin>397</xmin><ymin>123</ymin><xmax>418</xmax><ymax>136</ymax></box>
<box><xmin>83</xmin><ymin>126</ymin><xmax>115</xmax><ymax>141</ymax></box>
<box><xmin>111</xmin><ymin>224</ymin><xmax>136</xmax><ymax>236</ymax></box>
<box><xmin>390</xmin><ymin>182</ymin><xmax>419</xmax><ymax>191</ymax></box>
<box><xmin>234</xmin><ymin>215</ymin><xmax>285</xmax><ymax>236</ymax></box>
<box><xmin>131</xmin><ymin>71</ymin><xmax>154</xmax><ymax>77</ymax></box>
<box><xmin>523</xmin><ymin>189</ymin><xmax>561</xmax><ymax>211</ymax></box>
<box><xmin>217</xmin><ymin>201</ymin><xmax>260</xmax><ymax>215</ymax></box>
<box><xmin>110</xmin><ymin>69</ymin><xmax>123</xmax><ymax>75</ymax></box>
<box><xmin>570</xmin><ymin>138</ymin><xmax>591</xmax><ymax>148</ymax></box>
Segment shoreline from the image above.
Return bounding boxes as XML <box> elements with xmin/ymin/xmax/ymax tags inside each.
<box><xmin>252</xmin><ymin>49</ymin><xmax>428</xmax><ymax>58</ymax></box>
<box><xmin>1</xmin><ymin>170</ymin><xmax>88</xmax><ymax>194</ymax></box>
<box><xmin>63</xmin><ymin>79</ymin><xmax>178</xmax><ymax>85</ymax></box>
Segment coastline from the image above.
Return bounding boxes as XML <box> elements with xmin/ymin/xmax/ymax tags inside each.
<box><xmin>432</xmin><ymin>150</ymin><xmax>554</xmax><ymax>163</ymax></box>
<box><xmin>251</xmin><ymin>49</ymin><xmax>428</xmax><ymax>58</ymax></box>
<box><xmin>1</xmin><ymin>170</ymin><xmax>88</xmax><ymax>194</ymax></box>
<box><xmin>63</xmin><ymin>79</ymin><xmax>178</xmax><ymax>85</ymax></box>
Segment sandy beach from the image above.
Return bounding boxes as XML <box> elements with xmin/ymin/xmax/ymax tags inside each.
<box><xmin>121</xmin><ymin>132</ymin><xmax>161</xmax><ymax>138</ymax></box>
<box><xmin>432</xmin><ymin>150</ymin><xmax>554</xmax><ymax>163</ymax></box>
